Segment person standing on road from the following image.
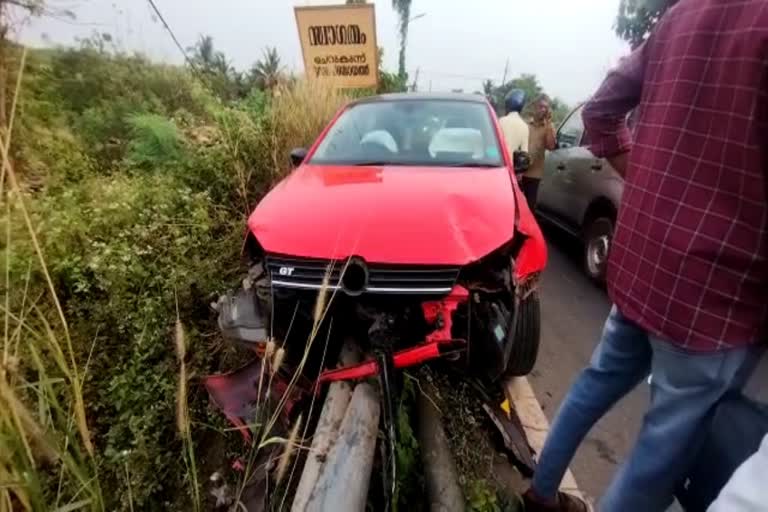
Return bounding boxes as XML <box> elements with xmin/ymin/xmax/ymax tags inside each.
<box><xmin>498</xmin><ymin>89</ymin><xmax>529</xmax><ymax>162</ymax></box>
<box><xmin>522</xmin><ymin>1</ymin><xmax>768</xmax><ymax>511</ymax></box>
<box><xmin>523</xmin><ymin>94</ymin><xmax>556</xmax><ymax>209</ymax></box>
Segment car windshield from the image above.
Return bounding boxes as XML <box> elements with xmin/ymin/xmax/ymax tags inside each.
<box><xmin>309</xmin><ymin>99</ymin><xmax>504</xmax><ymax>167</ymax></box>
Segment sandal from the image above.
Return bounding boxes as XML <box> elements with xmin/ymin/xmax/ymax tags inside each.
<box><xmin>523</xmin><ymin>489</ymin><xmax>588</xmax><ymax>512</ymax></box>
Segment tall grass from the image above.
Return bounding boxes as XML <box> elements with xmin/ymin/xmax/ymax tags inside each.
<box><xmin>1</xmin><ymin>45</ymin><xmax>357</xmax><ymax>510</ymax></box>
<box><xmin>229</xmin><ymin>265</ymin><xmax>342</xmax><ymax>510</ymax></box>
<box><xmin>268</xmin><ymin>79</ymin><xmax>350</xmax><ymax>178</ymax></box>
<box><xmin>1</xmin><ymin>49</ymin><xmax>102</xmax><ymax>511</ymax></box>
<box><xmin>174</xmin><ymin>317</ymin><xmax>200</xmax><ymax>512</ymax></box>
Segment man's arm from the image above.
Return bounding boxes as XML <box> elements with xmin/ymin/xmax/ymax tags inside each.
<box><xmin>544</xmin><ymin>122</ymin><xmax>556</xmax><ymax>151</ymax></box>
<box><xmin>582</xmin><ymin>43</ymin><xmax>647</xmax><ymax>178</ymax></box>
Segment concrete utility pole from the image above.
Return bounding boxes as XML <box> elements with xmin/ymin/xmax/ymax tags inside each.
<box><xmin>501</xmin><ymin>58</ymin><xmax>509</xmax><ymax>86</ymax></box>
<box><xmin>410</xmin><ymin>67</ymin><xmax>420</xmax><ymax>91</ymax></box>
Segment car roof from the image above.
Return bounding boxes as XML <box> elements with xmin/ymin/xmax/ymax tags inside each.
<box><xmin>350</xmin><ymin>92</ymin><xmax>489</xmax><ymax>106</ymax></box>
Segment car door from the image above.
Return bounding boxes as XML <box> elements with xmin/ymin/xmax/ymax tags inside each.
<box><xmin>556</xmin><ymin>109</ymin><xmax>608</xmax><ymax>225</ymax></box>
<box><xmin>537</xmin><ymin>106</ymin><xmax>591</xmax><ymax>226</ymax></box>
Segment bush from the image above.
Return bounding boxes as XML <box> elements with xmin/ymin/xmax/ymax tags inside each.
<box><xmin>3</xmin><ymin>43</ymin><xmax>364</xmax><ymax>511</ymax></box>
<box><xmin>3</xmin><ymin>171</ymin><xmax>242</xmax><ymax>510</ymax></box>
<box><xmin>125</xmin><ymin>113</ymin><xmax>183</xmax><ymax>168</ymax></box>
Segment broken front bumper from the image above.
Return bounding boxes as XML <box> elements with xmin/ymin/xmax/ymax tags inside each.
<box><xmin>213</xmin><ymin>282</ymin><xmax>471</xmax><ymax>386</ymax></box>
<box><xmin>213</xmin><ymin>286</ymin><xmax>269</xmax><ymax>344</ymax></box>
<box><xmin>316</xmin><ymin>285</ymin><xmax>470</xmax><ymax>386</ymax></box>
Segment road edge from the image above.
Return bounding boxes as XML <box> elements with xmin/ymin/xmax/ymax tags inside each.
<box><xmin>505</xmin><ymin>376</ymin><xmax>590</xmax><ymax>505</ymax></box>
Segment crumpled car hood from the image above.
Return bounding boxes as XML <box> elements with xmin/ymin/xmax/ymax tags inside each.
<box><xmin>247</xmin><ymin>164</ymin><xmax>518</xmax><ymax>265</ymax></box>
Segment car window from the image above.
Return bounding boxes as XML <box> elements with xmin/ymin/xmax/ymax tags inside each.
<box><xmin>557</xmin><ymin>106</ymin><xmax>585</xmax><ymax>148</ymax></box>
<box><xmin>309</xmin><ymin>100</ymin><xmax>503</xmax><ymax>167</ymax></box>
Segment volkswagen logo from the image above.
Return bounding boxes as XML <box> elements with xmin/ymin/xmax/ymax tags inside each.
<box><xmin>341</xmin><ymin>257</ymin><xmax>368</xmax><ymax>296</ymax></box>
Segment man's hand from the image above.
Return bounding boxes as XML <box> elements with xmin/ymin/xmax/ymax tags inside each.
<box><xmin>607</xmin><ymin>151</ymin><xmax>630</xmax><ymax>178</ymax></box>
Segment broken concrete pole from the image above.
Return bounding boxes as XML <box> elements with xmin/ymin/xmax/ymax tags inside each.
<box><xmin>418</xmin><ymin>384</ymin><xmax>465</xmax><ymax>512</ymax></box>
<box><xmin>291</xmin><ymin>380</ymin><xmax>353</xmax><ymax>512</ymax></box>
<box><xmin>304</xmin><ymin>382</ymin><xmax>381</xmax><ymax>512</ymax></box>
<box><xmin>292</xmin><ymin>340</ymin><xmax>363</xmax><ymax>512</ymax></box>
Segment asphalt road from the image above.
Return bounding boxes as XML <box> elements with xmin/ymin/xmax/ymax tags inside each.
<box><xmin>529</xmin><ymin>229</ymin><xmax>646</xmax><ymax>502</ymax></box>
<box><xmin>530</xmin><ymin>228</ymin><xmax>768</xmax><ymax>503</ymax></box>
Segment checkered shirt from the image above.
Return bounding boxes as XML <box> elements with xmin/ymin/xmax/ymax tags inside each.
<box><xmin>583</xmin><ymin>0</ymin><xmax>768</xmax><ymax>351</ymax></box>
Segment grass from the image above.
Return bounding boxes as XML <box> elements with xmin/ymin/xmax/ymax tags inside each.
<box><xmin>174</xmin><ymin>315</ymin><xmax>200</xmax><ymax>512</ymax></box>
<box><xmin>230</xmin><ymin>266</ymin><xmax>339</xmax><ymax>510</ymax></box>
<box><xmin>1</xmin><ymin>48</ymin><xmax>103</xmax><ymax>512</ymax></box>
<box><xmin>0</xmin><ymin>39</ymin><xmax>355</xmax><ymax>509</ymax></box>
<box><xmin>267</xmin><ymin>79</ymin><xmax>349</xmax><ymax>178</ymax></box>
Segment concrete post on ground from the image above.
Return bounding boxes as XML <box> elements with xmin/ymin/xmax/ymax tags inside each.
<box><xmin>417</xmin><ymin>381</ymin><xmax>465</xmax><ymax>512</ymax></box>
<box><xmin>304</xmin><ymin>382</ymin><xmax>381</xmax><ymax>512</ymax></box>
<box><xmin>291</xmin><ymin>341</ymin><xmax>361</xmax><ymax>512</ymax></box>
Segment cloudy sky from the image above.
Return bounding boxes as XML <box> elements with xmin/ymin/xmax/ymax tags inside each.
<box><xmin>18</xmin><ymin>0</ymin><xmax>629</xmax><ymax>105</ymax></box>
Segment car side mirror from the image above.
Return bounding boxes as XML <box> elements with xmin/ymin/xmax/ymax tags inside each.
<box><xmin>513</xmin><ymin>150</ymin><xmax>531</xmax><ymax>174</ymax></box>
<box><xmin>290</xmin><ymin>147</ymin><xmax>308</xmax><ymax>167</ymax></box>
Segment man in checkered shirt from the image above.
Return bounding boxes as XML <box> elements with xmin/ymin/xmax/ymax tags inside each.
<box><xmin>523</xmin><ymin>1</ymin><xmax>768</xmax><ymax>511</ymax></box>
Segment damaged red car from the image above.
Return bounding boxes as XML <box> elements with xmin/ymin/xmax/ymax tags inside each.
<box><xmin>216</xmin><ymin>92</ymin><xmax>547</xmax><ymax>386</ymax></box>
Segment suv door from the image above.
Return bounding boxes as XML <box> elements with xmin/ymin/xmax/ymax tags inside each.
<box><xmin>537</xmin><ymin>106</ymin><xmax>597</xmax><ymax>228</ymax></box>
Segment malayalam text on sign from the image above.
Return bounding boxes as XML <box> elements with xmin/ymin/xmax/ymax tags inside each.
<box><xmin>294</xmin><ymin>4</ymin><xmax>379</xmax><ymax>89</ymax></box>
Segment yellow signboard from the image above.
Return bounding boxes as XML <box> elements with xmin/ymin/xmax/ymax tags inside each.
<box><xmin>294</xmin><ymin>4</ymin><xmax>379</xmax><ymax>89</ymax></box>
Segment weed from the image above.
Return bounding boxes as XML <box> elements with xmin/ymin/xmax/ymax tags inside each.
<box><xmin>125</xmin><ymin>114</ymin><xmax>183</xmax><ymax>168</ymax></box>
<box><xmin>467</xmin><ymin>479</ymin><xmax>502</xmax><ymax>512</ymax></box>
<box><xmin>1</xmin><ymin>38</ymin><xmax>370</xmax><ymax>510</ymax></box>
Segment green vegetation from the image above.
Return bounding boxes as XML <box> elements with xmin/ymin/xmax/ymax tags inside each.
<box><xmin>483</xmin><ymin>74</ymin><xmax>571</xmax><ymax>125</ymax></box>
<box><xmin>0</xmin><ymin>35</ymin><xmax>354</xmax><ymax>510</ymax></box>
<box><xmin>394</xmin><ymin>376</ymin><xmax>424</xmax><ymax>511</ymax></box>
<box><xmin>615</xmin><ymin>0</ymin><xmax>679</xmax><ymax>48</ymax></box>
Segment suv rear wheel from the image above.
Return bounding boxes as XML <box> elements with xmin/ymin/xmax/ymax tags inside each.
<box><xmin>504</xmin><ymin>291</ymin><xmax>541</xmax><ymax>377</ymax></box>
<box><xmin>583</xmin><ymin>217</ymin><xmax>613</xmax><ymax>283</ymax></box>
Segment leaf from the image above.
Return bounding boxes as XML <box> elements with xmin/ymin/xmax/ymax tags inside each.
<box><xmin>53</xmin><ymin>499</ymin><xmax>92</xmax><ymax>512</ymax></box>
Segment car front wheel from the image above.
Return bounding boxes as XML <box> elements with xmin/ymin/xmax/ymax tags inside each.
<box><xmin>504</xmin><ymin>291</ymin><xmax>541</xmax><ymax>377</ymax></box>
<box><xmin>583</xmin><ymin>217</ymin><xmax>613</xmax><ymax>283</ymax></box>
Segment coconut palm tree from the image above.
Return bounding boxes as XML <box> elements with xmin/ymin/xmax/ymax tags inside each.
<box><xmin>188</xmin><ymin>35</ymin><xmax>232</xmax><ymax>76</ymax></box>
<box><xmin>250</xmin><ymin>47</ymin><xmax>283</xmax><ymax>90</ymax></box>
<box><xmin>391</xmin><ymin>0</ymin><xmax>412</xmax><ymax>80</ymax></box>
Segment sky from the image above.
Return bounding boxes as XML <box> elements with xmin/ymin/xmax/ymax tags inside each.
<box><xmin>18</xmin><ymin>0</ymin><xmax>630</xmax><ymax>106</ymax></box>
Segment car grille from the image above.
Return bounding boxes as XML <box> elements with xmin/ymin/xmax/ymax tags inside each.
<box><xmin>265</xmin><ymin>254</ymin><xmax>459</xmax><ymax>295</ymax></box>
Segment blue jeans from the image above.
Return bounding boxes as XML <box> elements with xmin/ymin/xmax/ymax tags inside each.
<box><xmin>531</xmin><ymin>306</ymin><xmax>762</xmax><ymax>512</ymax></box>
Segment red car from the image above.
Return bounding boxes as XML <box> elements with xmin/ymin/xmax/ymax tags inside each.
<box><xmin>217</xmin><ymin>93</ymin><xmax>547</xmax><ymax>382</ymax></box>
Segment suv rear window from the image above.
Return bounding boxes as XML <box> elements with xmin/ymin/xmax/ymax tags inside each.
<box><xmin>309</xmin><ymin>100</ymin><xmax>503</xmax><ymax>167</ymax></box>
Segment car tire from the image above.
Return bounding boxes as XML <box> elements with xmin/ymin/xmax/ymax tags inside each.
<box><xmin>504</xmin><ymin>291</ymin><xmax>541</xmax><ymax>377</ymax></box>
<box><xmin>583</xmin><ymin>216</ymin><xmax>613</xmax><ymax>284</ymax></box>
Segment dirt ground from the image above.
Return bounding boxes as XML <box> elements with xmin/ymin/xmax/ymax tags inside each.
<box><xmin>421</xmin><ymin>367</ymin><xmax>527</xmax><ymax>512</ymax></box>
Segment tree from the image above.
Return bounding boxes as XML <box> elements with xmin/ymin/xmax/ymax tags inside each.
<box><xmin>482</xmin><ymin>73</ymin><xmax>571</xmax><ymax>125</ymax></box>
<box><xmin>482</xmin><ymin>79</ymin><xmax>494</xmax><ymax>99</ymax></box>
<box><xmin>186</xmin><ymin>34</ymin><xmax>245</xmax><ymax>100</ymax></box>
<box><xmin>615</xmin><ymin>0</ymin><xmax>679</xmax><ymax>48</ymax></box>
<box><xmin>549</xmin><ymin>97</ymin><xmax>571</xmax><ymax>126</ymax></box>
<box><xmin>187</xmin><ymin>34</ymin><xmax>231</xmax><ymax>76</ymax></box>
<box><xmin>391</xmin><ymin>0</ymin><xmax>411</xmax><ymax>80</ymax></box>
<box><xmin>1</xmin><ymin>1</ymin><xmax>75</xmax><ymax>128</ymax></box>
<box><xmin>376</xmin><ymin>47</ymin><xmax>407</xmax><ymax>94</ymax></box>
<box><xmin>484</xmin><ymin>73</ymin><xmax>544</xmax><ymax>114</ymax></box>
<box><xmin>249</xmin><ymin>46</ymin><xmax>283</xmax><ymax>90</ymax></box>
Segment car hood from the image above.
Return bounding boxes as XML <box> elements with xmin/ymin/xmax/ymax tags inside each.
<box><xmin>247</xmin><ymin>164</ymin><xmax>518</xmax><ymax>265</ymax></box>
